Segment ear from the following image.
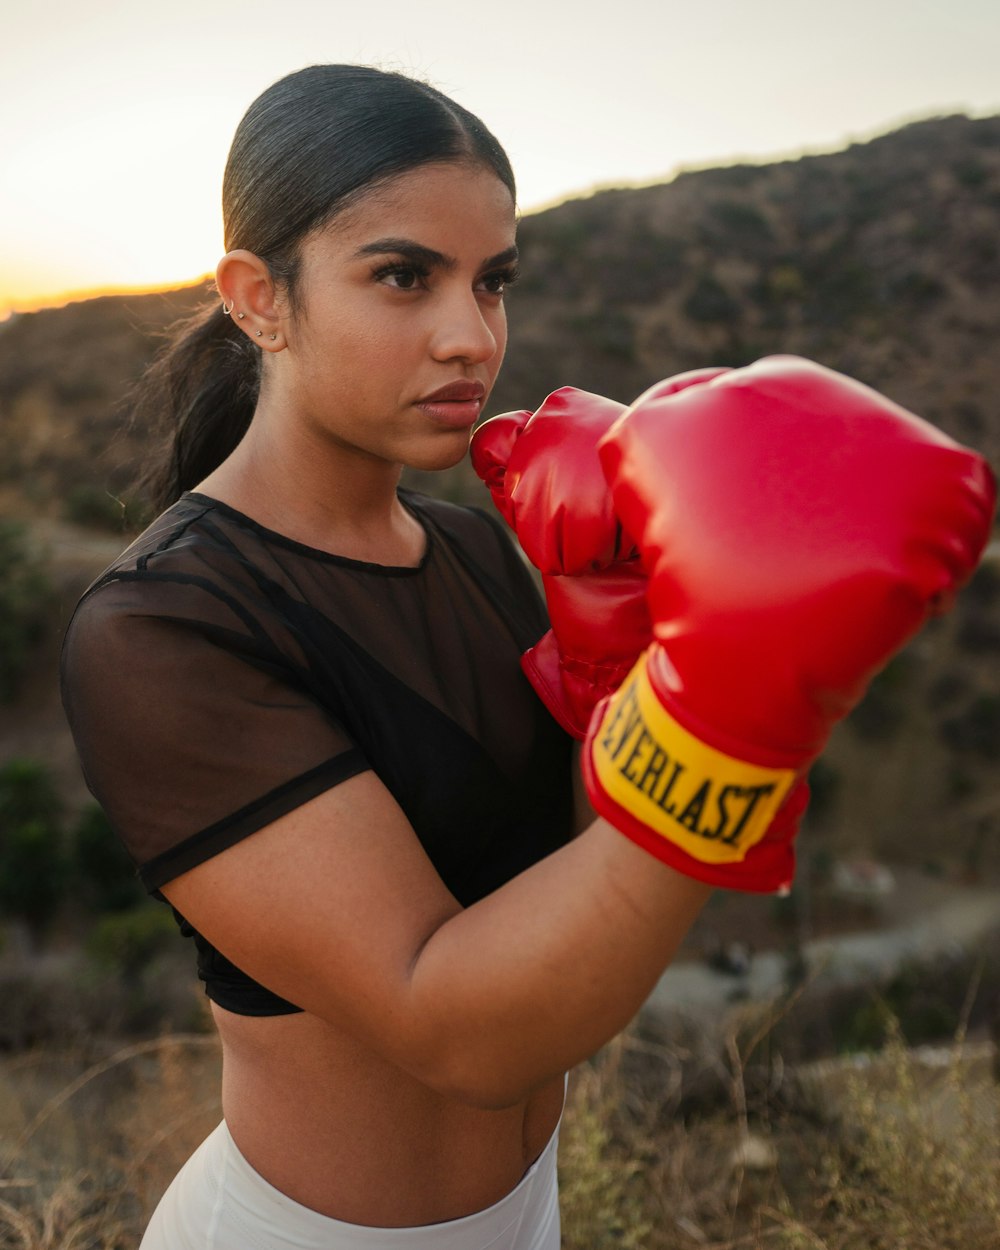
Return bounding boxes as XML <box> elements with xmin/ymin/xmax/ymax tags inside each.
<box><xmin>216</xmin><ymin>250</ymin><xmax>285</xmax><ymax>351</ymax></box>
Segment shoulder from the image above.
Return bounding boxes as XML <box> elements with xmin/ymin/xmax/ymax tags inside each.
<box><xmin>69</xmin><ymin>496</ymin><xmax>225</xmax><ymax>612</ymax></box>
<box><xmin>62</xmin><ymin>495</ymin><xmax>271</xmax><ymax>678</ymax></box>
<box><xmin>71</xmin><ymin>494</ymin><xmax>267</xmax><ymax>613</ymax></box>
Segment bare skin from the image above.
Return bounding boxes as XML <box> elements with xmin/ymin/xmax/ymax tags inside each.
<box><xmin>212</xmin><ymin>1007</ymin><xmax>568</xmax><ymax>1225</ymax></box>
<box><xmin>160</xmin><ymin>161</ymin><xmax>711</xmax><ymax>1227</ymax></box>
<box><xmin>167</xmin><ymin>781</ymin><xmax>708</xmax><ymax>1225</ymax></box>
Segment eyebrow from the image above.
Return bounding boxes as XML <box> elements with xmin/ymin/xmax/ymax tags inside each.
<box><xmin>353</xmin><ymin>238</ymin><xmax>519</xmax><ymax>271</ymax></box>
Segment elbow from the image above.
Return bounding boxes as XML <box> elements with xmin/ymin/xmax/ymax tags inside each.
<box><xmin>406</xmin><ymin>1033</ymin><xmax>545</xmax><ymax>1111</ymax></box>
<box><xmin>439</xmin><ymin>1067</ymin><xmax>535</xmax><ymax>1112</ymax></box>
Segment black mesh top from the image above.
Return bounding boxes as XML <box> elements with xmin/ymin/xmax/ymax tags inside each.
<box><xmin>60</xmin><ymin>490</ymin><xmax>575</xmax><ymax>1015</ymax></box>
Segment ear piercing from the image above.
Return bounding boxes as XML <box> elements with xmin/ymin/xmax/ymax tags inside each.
<box><xmin>269</xmin><ymin>334</ymin><xmax>277</xmax><ymax>341</ymax></box>
<box><xmin>237</xmin><ymin>312</ymin><xmax>246</xmax><ymax>320</ymax></box>
<box><xmin>256</xmin><ymin>330</ymin><xmax>263</xmax><ymax>337</ymax></box>
<box><xmin>221</xmin><ymin>301</ymin><xmax>233</xmax><ymax>315</ymax></box>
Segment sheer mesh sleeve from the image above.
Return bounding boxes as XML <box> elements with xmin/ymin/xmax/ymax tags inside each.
<box><xmin>60</xmin><ymin>572</ymin><xmax>368</xmax><ymax>893</ymax></box>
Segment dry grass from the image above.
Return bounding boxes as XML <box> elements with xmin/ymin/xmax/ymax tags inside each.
<box><xmin>804</xmin><ymin>1026</ymin><xmax>999</xmax><ymax>1249</ymax></box>
<box><xmin>557</xmin><ymin>1004</ymin><xmax>1000</xmax><ymax>1250</ymax></box>
<box><xmin>0</xmin><ymin>1016</ymin><xmax>997</xmax><ymax>1249</ymax></box>
<box><xmin>0</xmin><ymin>1035</ymin><xmax>220</xmax><ymax>1249</ymax></box>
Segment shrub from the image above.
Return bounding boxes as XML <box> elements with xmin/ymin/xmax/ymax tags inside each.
<box><xmin>0</xmin><ymin>759</ymin><xmax>66</xmax><ymax>939</ymax></box>
<box><xmin>0</xmin><ymin>819</ymin><xmax>67</xmax><ymax>938</ymax></box>
<box><xmin>62</xmin><ymin>483</ymin><xmax>127</xmax><ymax>530</ymax></box>
<box><xmin>683</xmin><ymin>275</ymin><xmax>740</xmax><ymax>325</ymax></box>
<box><xmin>86</xmin><ymin>905</ymin><xmax>178</xmax><ymax>985</ymax></box>
<box><xmin>559</xmin><ymin>1061</ymin><xmax>653</xmax><ymax>1250</ymax></box>
<box><xmin>0</xmin><ymin>757</ymin><xmax>61</xmax><ymax>829</ymax></box>
<box><xmin>819</xmin><ymin>1023</ymin><xmax>1000</xmax><ymax>1248</ymax></box>
<box><xmin>803</xmin><ymin>757</ymin><xmax>840</xmax><ymax>820</ymax></box>
<box><xmin>891</xmin><ymin>270</ymin><xmax>947</xmax><ymax>306</ymax></box>
<box><xmin>0</xmin><ymin>521</ymin><xmax>52</xmax><ymax>702</ymax></box>
<box><xmin>707</xmin><ymin>199</ymin><xmax>774</xmax><ymax>247</ymax></box>
<box><xmin>952</xmin><ymin>156</ymin><xmax>988</xmax><ymax>188</ymax></box>
<box><xmin>955</xmin><ymin>562</ymin><xmax>995</xmax><ymax>610</ymax></box>
<box><xmin>941</xmin><ymin>695</ymin><xmax>1000</xmax><ymax>759</ymax></box>
<box><xmin>567</xmin><ymin>310</ymin><xmax>636</xmax><ymax>361</ymax></box>
<box><xmin>845</xmin><ymin>652</ymin><xmax>914</xmax><ymax>741</ymax></box>
<box><xmin>72</xmin><ymin>802</ymin><xmax>145</xmax><ymax>913</ymax></box>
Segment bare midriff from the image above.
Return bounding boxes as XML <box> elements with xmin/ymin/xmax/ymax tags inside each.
<box><xmin>213</xmin><ymin>1003</ymin><xmax>566</xmax><ymax>1227</ymax></box>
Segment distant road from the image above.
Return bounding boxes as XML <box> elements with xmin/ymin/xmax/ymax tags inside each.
<box><xmin>647</xmin><ymin>885</ymin><xmax>1000</xmax><ymax>1018</ymax></box>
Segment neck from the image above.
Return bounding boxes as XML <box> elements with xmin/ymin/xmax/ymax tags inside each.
<box><xmin>193</xmin><ymin>404</ymin><xmax>424</xmax><ymax>566</ymax></box>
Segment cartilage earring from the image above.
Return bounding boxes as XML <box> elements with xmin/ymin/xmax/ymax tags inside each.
<box><xmin>256</xmin><ymin>330</ymin><xmax>263</xmax><ymax>337</ymax></box>
<box><xmin>237</xmin><ymin>312</ymin><xmax>246</xmax><ymax>320</ymax></box>
<box><xmin>269</xmin><ymin>333</ymin><xmax>277</xmax><ymax>341</ymax></box>
<box><xmin>221</xmin><ymin>301</ymin><xmax>233</xmax><ymax>315</ymax></box>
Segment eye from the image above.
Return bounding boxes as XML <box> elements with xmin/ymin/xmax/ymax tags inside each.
<box><xmin>477</xmin><ymin>265</ymin><xmax>520</xmax><ymax>298</ymax></box>
<box><xmin>373</xmin><ymin>263</ymin><xmax>429</xmax><ymax>290</ymax></box>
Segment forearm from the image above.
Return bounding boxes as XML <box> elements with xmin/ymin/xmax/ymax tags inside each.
<box><xmin>404</xmin><ymin>817</ymin><xmax>711</xmax><ymax>1107</ymax></box>
<box><xmin>161</xmin><ymin>771</ymin><xmax>708</xmax><ymax>1109</ymax></box>
<box><xmin>571</xmin><ymin>739</ymin><xmax>597</xmax><ymax>834</ymax></box>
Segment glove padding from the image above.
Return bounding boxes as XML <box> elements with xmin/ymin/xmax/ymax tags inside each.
<box><xmin>583</xmin><ymin>355</ymin><xmax>996</xmax><ymax>892</ymax></box>
<box><xmin>472</xmin><ymin>372</ymin><xmax>728</xmax><ymax>737</ymax></box>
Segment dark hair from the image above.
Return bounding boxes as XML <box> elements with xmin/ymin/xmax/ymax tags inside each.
<box><xmin>131</xmin><ymin>64</ymin><xmax>516</xmax><ymax>512</ymax></box>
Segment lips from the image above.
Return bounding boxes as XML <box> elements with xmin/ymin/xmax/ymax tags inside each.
<box><xmin>419</xmin><ymin>380</ymin><xmax>486</xmax><ymax>403</ymax></box>
<box><xmin>416</xmin><ymin>380</ymin><xmax>487</xmax><ymax>429</ymax></box>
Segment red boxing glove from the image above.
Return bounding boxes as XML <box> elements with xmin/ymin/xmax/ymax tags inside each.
<box><xmin>472</xmin><ymin>373</ymin><xmax>728</xmax><ymax>737</ymax></box>
<box><xmin>583</xmin><ymin>356</ymin><xmax>996</xmax><ymax>892</ymax></box>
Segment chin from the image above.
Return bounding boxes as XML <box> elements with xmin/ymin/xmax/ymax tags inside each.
<box><xmin>404</xmin><ymin>435</ymin><xmax>472</xmax><ymax>474</ymax></box>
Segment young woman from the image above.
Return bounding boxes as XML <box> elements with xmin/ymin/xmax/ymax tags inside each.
<box><xmin>60</xmin><ymin>65</ymin><xmax>712</xmax><ymax>1250</ymax></box>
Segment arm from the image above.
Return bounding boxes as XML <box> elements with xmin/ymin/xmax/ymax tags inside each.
<box><xmin>162</xmin><ymin>766</ymin><xmax>710</xmax><ymax>1110</ymax></box>
<box><xmin>62</xmin><ymin>529</ymin><xmax>704</xmax><ymax>1110</ymax></box>
<box><xmin>571</xmin><ymin>740</ymin><xmax>598</xmax><ymax>834</ymax></box>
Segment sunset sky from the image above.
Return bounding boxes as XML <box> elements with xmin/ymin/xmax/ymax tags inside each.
<box><xmin>3</xmin><ymin>0</ymin><xmax>999</xmax><ymax>319</ymax></box>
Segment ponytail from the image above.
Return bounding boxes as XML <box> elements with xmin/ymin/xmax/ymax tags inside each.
<box><xmin>130</xmin><ymin>298</ymin><xmax>260</xmax><ymax>513</ymax></box>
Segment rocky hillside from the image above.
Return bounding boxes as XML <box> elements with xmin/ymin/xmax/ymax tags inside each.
<box><xmin>1</xmin><ymin>112</ymin><xmax>999</xmax><ymax>875</ymax></box>
<box><xmin>500</xmin><ymin>113</ymin><xmax>1000</xmax><ymax>460</ymax></box>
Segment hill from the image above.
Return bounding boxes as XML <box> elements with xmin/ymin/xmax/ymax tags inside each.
<box><xmin>1</xmin><ymin>111</ymin><xmax>999</xmax><ymax>876</ymax></box>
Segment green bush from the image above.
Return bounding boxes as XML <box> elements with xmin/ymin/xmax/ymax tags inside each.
<box><xmin>952</xmin><ymin>156</ymin><xmax>988</xmax><ymax>188</ymax></box>
<box><xmin>0</xmin><ymin>520</ymin><xmax>52</xmax><ymax>702</ymax></box>
<box><xmin>804</xmin><ymin>757</ymin><xmax>840</xmax><ymax>820</ymax></box>
<box><xmin>891</xmin><ymin>270</ymin><xmax>947</xmax><ymax>306</ymax></box>
<box><xmin>0</xmin><ymin>818</ymin><xmax>67</xmax><ymax>937</ymax></box>
<box><xmin>683</xmin><ymin>275</ymin><xmax>740</xmax><ymax>325</ymax></box>
<box><xmin>0</xmin><ymin>756</ymin><xmax>61</xmax><ymax>828</ymax></box>
<box><xmin>941</xmin><ymin>695</ymin><xmax>1000</xmax><ymax>759</ymax></box>
<box><xmin>86</xmin><ymin>904</ymin><xmax>177</xmax><ymax>984</ymax></box>
<box><xmin>708</xmin><ymin>199</ymin><xmax>774</xmax><ymax>246</ymax></box>
<box><xmin>72</xmin><ymin>802</ymin><xmax>145</xmax><ymax>913</ymax></box>
<box><xmin>567</xmin><ymin>310</ymin><xmax>636</xmax><ymax>361</ymax></box>
<box><xmin>846</xmin><ymin>652</ymin><xmax>914</xmax><ymax>741</ymax></box>
<box><xmin>0</xmin><ymin>758</ymin><xmax>67</xmax><ymax>940</ymax></box>
<box><xmin>62</xmin><ymin>483</ymin><xmax>127</xmax><ymax>530</ymax></box>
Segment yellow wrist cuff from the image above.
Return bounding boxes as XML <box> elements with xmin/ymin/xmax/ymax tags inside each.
<box><xmin>590</xmin><ymin>654</ymin><xmax>797</xmax><ymax>865</ymax></box>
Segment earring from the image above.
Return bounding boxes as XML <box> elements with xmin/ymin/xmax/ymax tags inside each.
<box><xmin>256</xmin><ymin>330</ymin><xmax>263</xmax><ymax>337</ymax></box>
<box><xmin>269</xmin><ymin>334</ymin><xmax>277</xmax><ymax>341</ymax></box>
<box><xmin>237</xmin><ymin>312</ymin><xmax>246</xmax><ymax>320</ymax></box>
<box><xmin>221</xmin><ymin>301</ymin><xmax>233</xmax><ymax>315</ymax></box>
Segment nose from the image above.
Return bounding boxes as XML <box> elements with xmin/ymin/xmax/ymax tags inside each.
<box><xmin>429</xmin><ymin>289</ymin><xmax>500</xmax><ymax>365</ymax></box>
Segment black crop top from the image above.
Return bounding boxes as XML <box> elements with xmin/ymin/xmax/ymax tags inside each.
<box><xmin>60</xmin><ymin>490</ymin><xmax>575</xmax><ymax>1015</ymax></box>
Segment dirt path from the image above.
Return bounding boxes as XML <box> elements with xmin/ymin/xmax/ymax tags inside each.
<box><xmin>647</xmin><ymin>882</ymin><xmax>1000</xmax><ymax>1018</ymax></box>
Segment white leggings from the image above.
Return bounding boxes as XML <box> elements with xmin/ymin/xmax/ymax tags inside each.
<box><xmin>139</xmin><ymin>1119</ymin><xmax>562</xmax><ymax>1250</ymax></box>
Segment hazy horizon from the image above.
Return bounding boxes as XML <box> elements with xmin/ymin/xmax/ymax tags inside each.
<box><xmin>4</xmin><ymin>0</ymin><xmax>999</xmax><ymax>319</ymax></box>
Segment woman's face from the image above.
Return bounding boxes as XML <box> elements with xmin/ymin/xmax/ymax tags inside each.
<box><xmin>274</xmin><ymin>161</ymin><xmax>517</xmax><ymax>473</ymax></box>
